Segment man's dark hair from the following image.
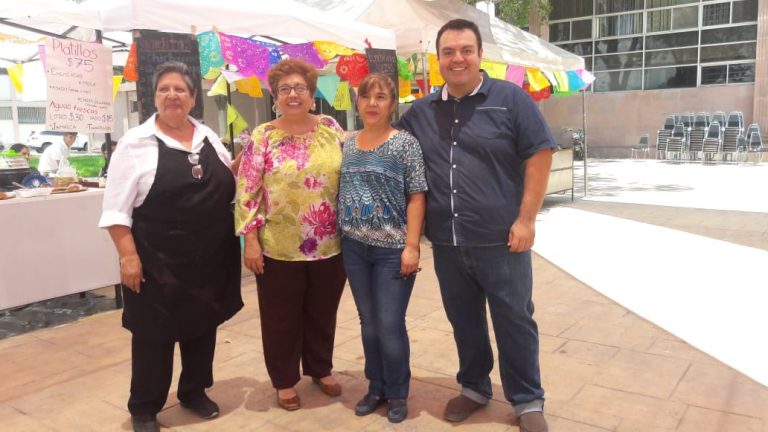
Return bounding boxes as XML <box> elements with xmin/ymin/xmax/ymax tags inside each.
<box><xmin>436</xmin><ymin>19</ymin><xmax>483</xmax><ymax>54</ymax></box>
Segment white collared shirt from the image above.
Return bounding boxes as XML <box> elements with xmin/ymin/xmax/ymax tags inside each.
<box><xmin>98</xmin><ymin>114</ymin><xmax>233</xmax><ymax>228</ymax></box>
<box><xmin>37</xmin><ymin>141</ymin><xmax>70</xmax><ymax>174</ymax></box>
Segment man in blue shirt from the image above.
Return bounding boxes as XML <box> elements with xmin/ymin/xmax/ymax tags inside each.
<box><xmin>396</xmin><ymin>18</ymin><xmax>555</xmax><ymax>432</ymax></box>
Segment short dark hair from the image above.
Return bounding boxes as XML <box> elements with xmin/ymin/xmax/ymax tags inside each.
<box><xmin>358</xmin><ymin>73</ymin><xmax>397</xmax><ymax>110</ymax></box>
<box><xmin>101</xmin><ymin>141</ymin><xmax>117</xmax><ymax>153</ymax></box>
<box><xmin>152</xmin><ymin>61</ymin><xmax>198</xmax><ymax>96</ymax></box>
<box><xmin>268</xmin><ymin>58</ymin><xmax>319</xmax><ymax>97</ymax></box>
<box><xmin>64</xmin><ymin>132</ymin><xmax>77</xmax><ymax>137</ymax></box>
<box><xmin>436</xmin><ymin>19</ymin><xmax>483</xmax><ymax>54</ymax></box>
<box><xmin>9</xmin><ymin>143</ymin><xmax>28</xmax><ymax>153</ymax></box>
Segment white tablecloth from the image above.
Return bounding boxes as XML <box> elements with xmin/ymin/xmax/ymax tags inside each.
<box><xmin>0</xmin><ymin>189</ymin><xmax>120</xmax><ymax>310</ymax></box>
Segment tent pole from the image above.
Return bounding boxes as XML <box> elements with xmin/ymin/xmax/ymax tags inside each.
<box><xmin>225</xmin><ymin>65</ymin><xmax>235</xmax><ymax>158</ymax></box>
<box><xmin>581</xmin><ymin>88</ymin><xmax>588</xmax><ymax>197</ymax></box>
<box><xmin>421</xmin><ymin>52</ymin><xmax>428</xmax><ymax>95</ymax></box>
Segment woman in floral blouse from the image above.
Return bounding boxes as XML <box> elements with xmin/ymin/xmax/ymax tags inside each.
<box><xmin>234</xmin><ymin>58</ymin><xmax>347</xmax><ymax>411</ymax></box>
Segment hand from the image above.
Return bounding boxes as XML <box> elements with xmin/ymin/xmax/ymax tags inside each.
<box><xmin>244</xmin><ymin>238</ymin><xmax>265</xmax><ymax>275</ymax></box>
<box><xmin>507</xmin><ymin>219</ymin><xmax>535</xmax><ymax>253</ymax></box>
<box><xmin>119</xmin><ymin>254</ymin><xmax>145</xmax><ymax>293</ymax></box>
<box><xmin>400</xmin><ymin>245</ymin><xmax>420</xmax><ymax>277</ymax></box>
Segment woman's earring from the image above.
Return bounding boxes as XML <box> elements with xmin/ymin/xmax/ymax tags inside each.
<box><xmin>311</xmin><ymin>101</ymin><xmax>317</xmax><ymax>111</ymax></box>
<box><xmin>272</xmin><ymin>103</ymin><xmax>281</xmax><ymax>116</ymax></box>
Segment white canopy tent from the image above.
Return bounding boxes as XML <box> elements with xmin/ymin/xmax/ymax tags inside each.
<box><xmin>294</xmin><ymin>0</ymin><xmax>584</xmax><ymax>71</ymax></box>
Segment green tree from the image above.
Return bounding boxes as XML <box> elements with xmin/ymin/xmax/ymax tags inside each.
<box><xmin>463</xmin><ymin>0</ymin><xmax>551</xmax><ymax>28</ymax></box>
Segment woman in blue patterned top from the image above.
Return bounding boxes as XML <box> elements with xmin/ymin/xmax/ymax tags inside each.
<box><xmin>338</xmin><ymin>73</ymin><xmax>427</xmax><ymax>423</ymax></box>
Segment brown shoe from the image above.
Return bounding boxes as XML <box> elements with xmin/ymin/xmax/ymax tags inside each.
<box><xmin>519</xmin><ymin>411</ymin><xmax>548</xmax><ymax>432</ymax></box>
<box><xmin>276</xmin><ymin>390</ymin><xmax>301</xmax><ymax>411</ymax></box>
<box><xmin>443</xmin><ymin>395</ymin><xmax>486</xmax><ymax>422</ymax></box>
<box><xmin>312</xmin><ymin>377</ymin><xmax>342</xmax><ymax>397</ymax></box>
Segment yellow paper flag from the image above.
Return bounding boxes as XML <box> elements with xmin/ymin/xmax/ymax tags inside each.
<box><xmin>235</xmin><ymin>76</ymin><xmax>263</xmax><ymax>97</ymax></box>
<box><xmin>427</xmin><ymin>53</ymin><xmax>444</xmax><ymax>86</ymax></box>
<box><xmin>553</xmin><ymin>71</ymin><xmax>570</xmax><ymax>92</ymax></box>
<box><xmin>226</xmin><ymin>104</ymin><xmax>249</xmax><ymax>136</ymax></box>
<box><xmin>204</xmin><ymin>66</ymin><xmax>222</xmax><ymax>80</ymax></box>
<box><xmin>398</xmin><ymin>77</ymin><xmax>412</xmax><ymax>98</ymax></box>
<box><xmin>207</xmin><ymin>74</ymin><xmax>229</xmax><ymax>97</ymax></box>
<box><xmin>8</xmin><ymin>64</ymin><xmax>23</xmax><ymax>94</ymax></box>
<box><xmin>480</xmin><ymin>61</ymin><xmax>507</xmax><ymax>79</ymax></box>
<box><xmin>112</xmin><ymin>75</ymin><xmax>123</xmax><ymax>100</ymax></box>
<box><xmin>333</xmin><ymin>81</ymin><xmax>352</xmax><ymax>111</ymax></box>
<box><xmin>526</xmin><ymin>68</ymin><xmax>550</xmax><ymax>91</ymax></box>
<box><xmin>313</xmin><ymin>41</ymin><xmax>356</xmax><ymax>60</ymax></box>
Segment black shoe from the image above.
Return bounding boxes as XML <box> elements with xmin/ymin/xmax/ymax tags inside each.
<box><xmin>387</xmin><ymin>398</ymin><xmax>408</xmax><ymax>423</ymax></box>
<box><xmin>355</xmin><ymin>393</ymin><xmax>385</xmax><ymax>416</ymax></box>
<box><xmin>180</xmin><ymin>394</ymin><xmax>219</xmax><ymax>419</ymax></box>
<box><xmin>131</xmin><ymin>415</ymin><xmax>160</xmax><ymax>432</ymax></box>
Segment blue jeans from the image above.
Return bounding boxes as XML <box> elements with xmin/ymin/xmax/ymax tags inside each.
<box><xmin>341</xmin><ymin>237</ymin><xmax>415</xmax><ymax>399</ymax></box>
<box><xmin>432</xmin><ymin>244</ymin><xmax>544</xmax><ymax>414</ymax></box>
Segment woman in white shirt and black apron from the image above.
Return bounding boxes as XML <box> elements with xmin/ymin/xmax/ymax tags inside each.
<box><xmin>99</xmin><ymin>62</ymin><xmax>242</xmax><ymax>432</ymax></box>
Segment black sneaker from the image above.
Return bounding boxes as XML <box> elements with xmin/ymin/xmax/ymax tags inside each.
<box><xmin>354</xmin><ymin>393</ymin><xmax>385</xmax><ymax>416</ymax></box>
<box><xmin>180</xmin><ymin>394</ymin><xmax>220</xmax><ymax>419</ymax></box>
<box><xmin>387</xmin><ymin>398</ymin><xmax>408</xmax><ymax>423</ymax></box>
<box><xmin>131</xmin><ymin>414</ymin><xmax>160</xmax><ymax>432</ymax></box>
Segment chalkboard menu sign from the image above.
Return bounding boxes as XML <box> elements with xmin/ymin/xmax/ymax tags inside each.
<box><xmin>365</xmin><ymin>48</ymin><xmax>399</xmax><ymax>99</ymax></box>
<box><xmin>135</xmin><ymin>30</ymin><xmax>204</xmax><ymax>123</ymax></box>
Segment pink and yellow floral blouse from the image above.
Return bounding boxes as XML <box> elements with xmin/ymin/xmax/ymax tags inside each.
<box><xmin>235</xmin><ymin>115</ymin><xmax>345</xmax><ymax>261</ymax></box>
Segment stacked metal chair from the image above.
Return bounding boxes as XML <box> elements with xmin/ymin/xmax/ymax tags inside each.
<box><xmin>721</xmin><ymin>111</ymin><xmax>744</xmax><ymax>163</ymax></box>
<box><xmin>687</xmin><ymin>112</ymin><xmax>709</xmax><ymax>162</ymax></box>
<box><xmin>702</xmin><ymin>121</ymin><xmax>723</xmax><ymax>164</ymax></box>
<box><xmin>712</xmin><ymin>111</ymin><xmax>727</xmax><ymax>130</ymax></box>
<box><xmin>746</xmin><ymin>124</ymin><xmax>763</xmax><ymax>164</ymax></box>
<box><xmin>665</xmin><ymin>123</ymin><xmax>687</xmax><ymax>162</ymax></box>
<box><xmin>656</xmin><ymin>115</ymin><xmax>676</xmax><ymax>160</ymax></box>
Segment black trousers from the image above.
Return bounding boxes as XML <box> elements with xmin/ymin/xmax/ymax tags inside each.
<box><xmin>128</xmin><ymin>330</ymin><xmax>217</xmax><ymax>416</ymax></box>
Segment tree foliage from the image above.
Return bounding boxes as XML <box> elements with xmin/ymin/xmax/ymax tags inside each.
<box><xmin>463</xmin><ymin>0</ymin><xmax>551</xmax><ymax>28</ymax></box>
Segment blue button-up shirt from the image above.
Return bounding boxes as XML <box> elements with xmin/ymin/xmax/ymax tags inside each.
<box><xmin>396</xmin><ymin>72</ymin><xmax>556</xmax><ymax>246</ymax></box>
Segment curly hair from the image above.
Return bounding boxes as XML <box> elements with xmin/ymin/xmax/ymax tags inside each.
<box><xmin>268</xmin><ymin>58</ymin><xmax>319</xmax><ymax>96</ymax></box>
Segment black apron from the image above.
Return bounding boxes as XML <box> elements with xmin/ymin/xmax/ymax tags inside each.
<box><xmin>124</xmin><ymin>136</ymin><xmax>243</xmax><ymax>342</ymax></box>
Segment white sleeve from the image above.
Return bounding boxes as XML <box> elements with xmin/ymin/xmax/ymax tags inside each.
<box><xmin>98</xmin><ymin>138</ymin><xmax>141</xmax><ymax>228</ymax></box>
<box><xmin>207</xmin><ymin>131</ymin><xmax>233</xmax><ymax>167</ymax></box>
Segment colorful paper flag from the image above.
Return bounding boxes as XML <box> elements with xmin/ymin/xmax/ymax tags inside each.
<box><xmin>505</xmin><ymin>65</ymin><xmax>525</xmax><ymax>87</ymax></box>
<box><xmin>317</xmin><ymin>74</ymin><xmax>341</xmax><ymax>106</ymax></box>
<box><xmin>218</xmin><ymin>32</ymin><xmax>271</xmax><ymax>82</ymax></box>
<box><xmin>398</xmin><ymin>77</ymin><xmax>412</xmax><ymax>98</ymax></box>
<box><xmin>333</xmin><ymin>81</ymin><xmax>352</xmax><ymax>110</ymax></box>
<box><xmin>313</xmin><ymin>41</ymin><xmax>355</xmax><ymax>60</ymax></box>
<box><xmin>226</xmin><ymin>104</ymin><xmax>249</xmax><ymax>136</ymax></box>
<box><xmin>113</xmin><ymin>75</ymin><xmax>123</xmax><ymax>100</ymax></box>
<box><xmin>197</xmin><ymin>31</ymin><xmax>224</xmax><ymax>78</ymax></box>
<box><xmin>280</xmin><ymin>42</ymin><xmax>327</xmax><ymax>69</ymax></box>
<box><xmin>526</xmin><ymin>68</ymin><xmax>550</xmax><ymax>91</ymax></box>
<box><xmin>8</xmin><ymin>64</ymin><xmax>23</xmax><ymax>93</ymax></box>
<box><xmin>480</xmin><ymin>60</ymin><xmax>507</xmax><ymax>79</ymax></box>
<box><xmin>207</xmin><ymin>74</ymin><xmax>229</xmax><ymax>97</ymax></box>
<box><xmin>124</xmin><ymin>42</ymin><xmax>138</xmax><ymax>82</ymax></box>
<box><xmin>553</xmin><ymin>71</ymin><xmax>570</xmax><ymax>92</ymax></box>
<box><xmin>567</xmin><ymin>70</ymin><xmax>586</xmax><ymax>91</ymax></box>
<box><xmin>427</xmin><ymin>54</ymin><xmax>444</xmax><ymax>86</ymax></box>
<box><xmin>336</xmin><ymin>54</ymin><xmax>369</xmax><ymax>87</ymax></box>
<box><xmin>235</xmin><ymin>76</ymin><xmax>263</xmax><ymax>97</ymax></box>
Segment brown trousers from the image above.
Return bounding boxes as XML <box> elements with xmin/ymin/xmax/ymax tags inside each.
<box><xmin>255</xmin><ymin>254</ymin><xmax>347</xmax><ymax>389</ymax></box>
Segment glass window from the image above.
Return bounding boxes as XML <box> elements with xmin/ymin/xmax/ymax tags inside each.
<box><xmin>728</xmin><ymin>63</ymin><xmax>755</xmax><ymax>83</ymax></box>
<box><xmin>673</xmin><ymin>6</ymin><xmax>698</xmax><ymax>29</ymax></box>
<box><xmin>700</xmin><ymin>42</ymin><xmax>757</xmax><ymax>62</ymax></box>
<box><xmin>17</xmin><ymin>107</ymin><xmax>46</xmax><ymax>124</ymax></box>
<box><xmin>549</xmin><ymin>22</ymin><xmax>570</xmax><ymax>42</ymax></box>
<box><xmin>572</xmin><ymin>19</ymin><xmax>592</xmax><ymax>40</ymax></box>
<box><xmin>0</xmin><ymin>107</ymin><xmax>12</xmax><ymax>120</ymax></box>
<box><xmin>647</xmin><ymin>9</ymin><xmax>671</xmax><ymax>32</ymax></box>
<box><xmin>593</xmin><ymin>69</ymin><xmax>643</xmax><ymax>92</ymax></box>
<box><xmin>701</xmin><ymin>65</ymin><xmax>727</xmax><ymax>85</ymax></box>
<box><xmin>595</xmin><ymin>37</ymin><xmax>643</xmax><ymax>54</ymax></box>
<box><xmin>594</xmin><ymin>52</ymin><xmax>643</xmax><ymax>71</ymax></box>
<box><xmin>703</xmin><ymin>3</ymin><xmax>730</xmax><ymax>26</ymax></box>
<box><xmin>648</xmin><ymin>0</ymin><xmax>698</xmax><ymax>7</ymax></box>
<box><xmin>644</xmin><ymin>66</ymin><xmax>697</xmax><ymax>89</ymax></box>
<box><xmin>701</xmin><ymin>25</ymin><xmax>757</xmax><ymax>44</ymax></box>
<box><xmin>599</xmin><ymin>13</ymin><xmax>643</xmax><ymax>37</ymax></box>
<box><xmin>732</xmin><ymin>0</ymin><xmax>758</xmax><ymax>23</ymax></box>
<box><xmin>645</xmin><ymin>31</ymin><xmax>698</xmax><ymax>50</ymax></box>
<box><xmin>550</xmin><ymin>0</ymin><xmax>593</xmax><ymax>20</ymax></box>
<box><xmin>645</xmin><ymin>47</ymin><xmax>698</xmax><ymax>67</ymax></box>
<box><xmin>596</xmin><ymin>0</ymin><xmax>644</xmax><ymax>14</ymax></box>
<box><xmin>583</xmin><ymin>56</ymin><xmax>593</xmax><ymax>71</ymax></box>
<box><xmin>556</xmin><ymin>42</ymin><xmax>594</xmax><ymax>56</ymax></box>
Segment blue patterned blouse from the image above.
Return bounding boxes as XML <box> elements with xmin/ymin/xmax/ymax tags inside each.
<box><xmin>338</xmin><ymin>130</ymin><xmax>428</xmax><ymax>248</ymax></box>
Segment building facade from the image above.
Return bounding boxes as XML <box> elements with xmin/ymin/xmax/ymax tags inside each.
<box><xmin>540</xmin><ymin>0</ymin><xmax>765</xmax><ymax>158</ymax></box>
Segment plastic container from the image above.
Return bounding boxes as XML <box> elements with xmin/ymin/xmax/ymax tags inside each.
<box><xmin>17</xmin><ymin>188</ymin><xmax>53</xmax><ymax>198</ymax></box>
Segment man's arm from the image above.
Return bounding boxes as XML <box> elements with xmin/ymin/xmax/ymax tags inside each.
<box><xmin>507</xmin><ymin>148</ymin><xmax>553</xmax><ymax>252</ymax></box>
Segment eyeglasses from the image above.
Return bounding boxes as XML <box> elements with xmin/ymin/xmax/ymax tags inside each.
<box><xmin>392</xmin><ymin>268</ymin><xmax>422</xmax><ymax>279</ymax></box>
<box><xmin>188</xmin><ymin>153</ymin><xmax>203</xmax><ymax>180</ymax></box>
<box><xmin>277</xmin><ymin>85</ymin><xmax>310</xmax><ymax>96</ymax></box>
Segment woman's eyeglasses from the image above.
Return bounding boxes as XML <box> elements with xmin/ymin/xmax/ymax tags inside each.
<box><xmin>188</xmin><ymin>153</ymin><xmax>203</xmax><ymax>180</ymax></box>
<box><xmin>277</xmin><ymin>85</ymin><xmax>309</xmax><ymax>96</ymax></box>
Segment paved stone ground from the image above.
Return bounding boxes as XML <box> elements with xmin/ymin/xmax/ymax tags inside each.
<box><xmin>1</xmin><ymin>159</ymin><xmax>766</xmax><ymax>431</ymax></box>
